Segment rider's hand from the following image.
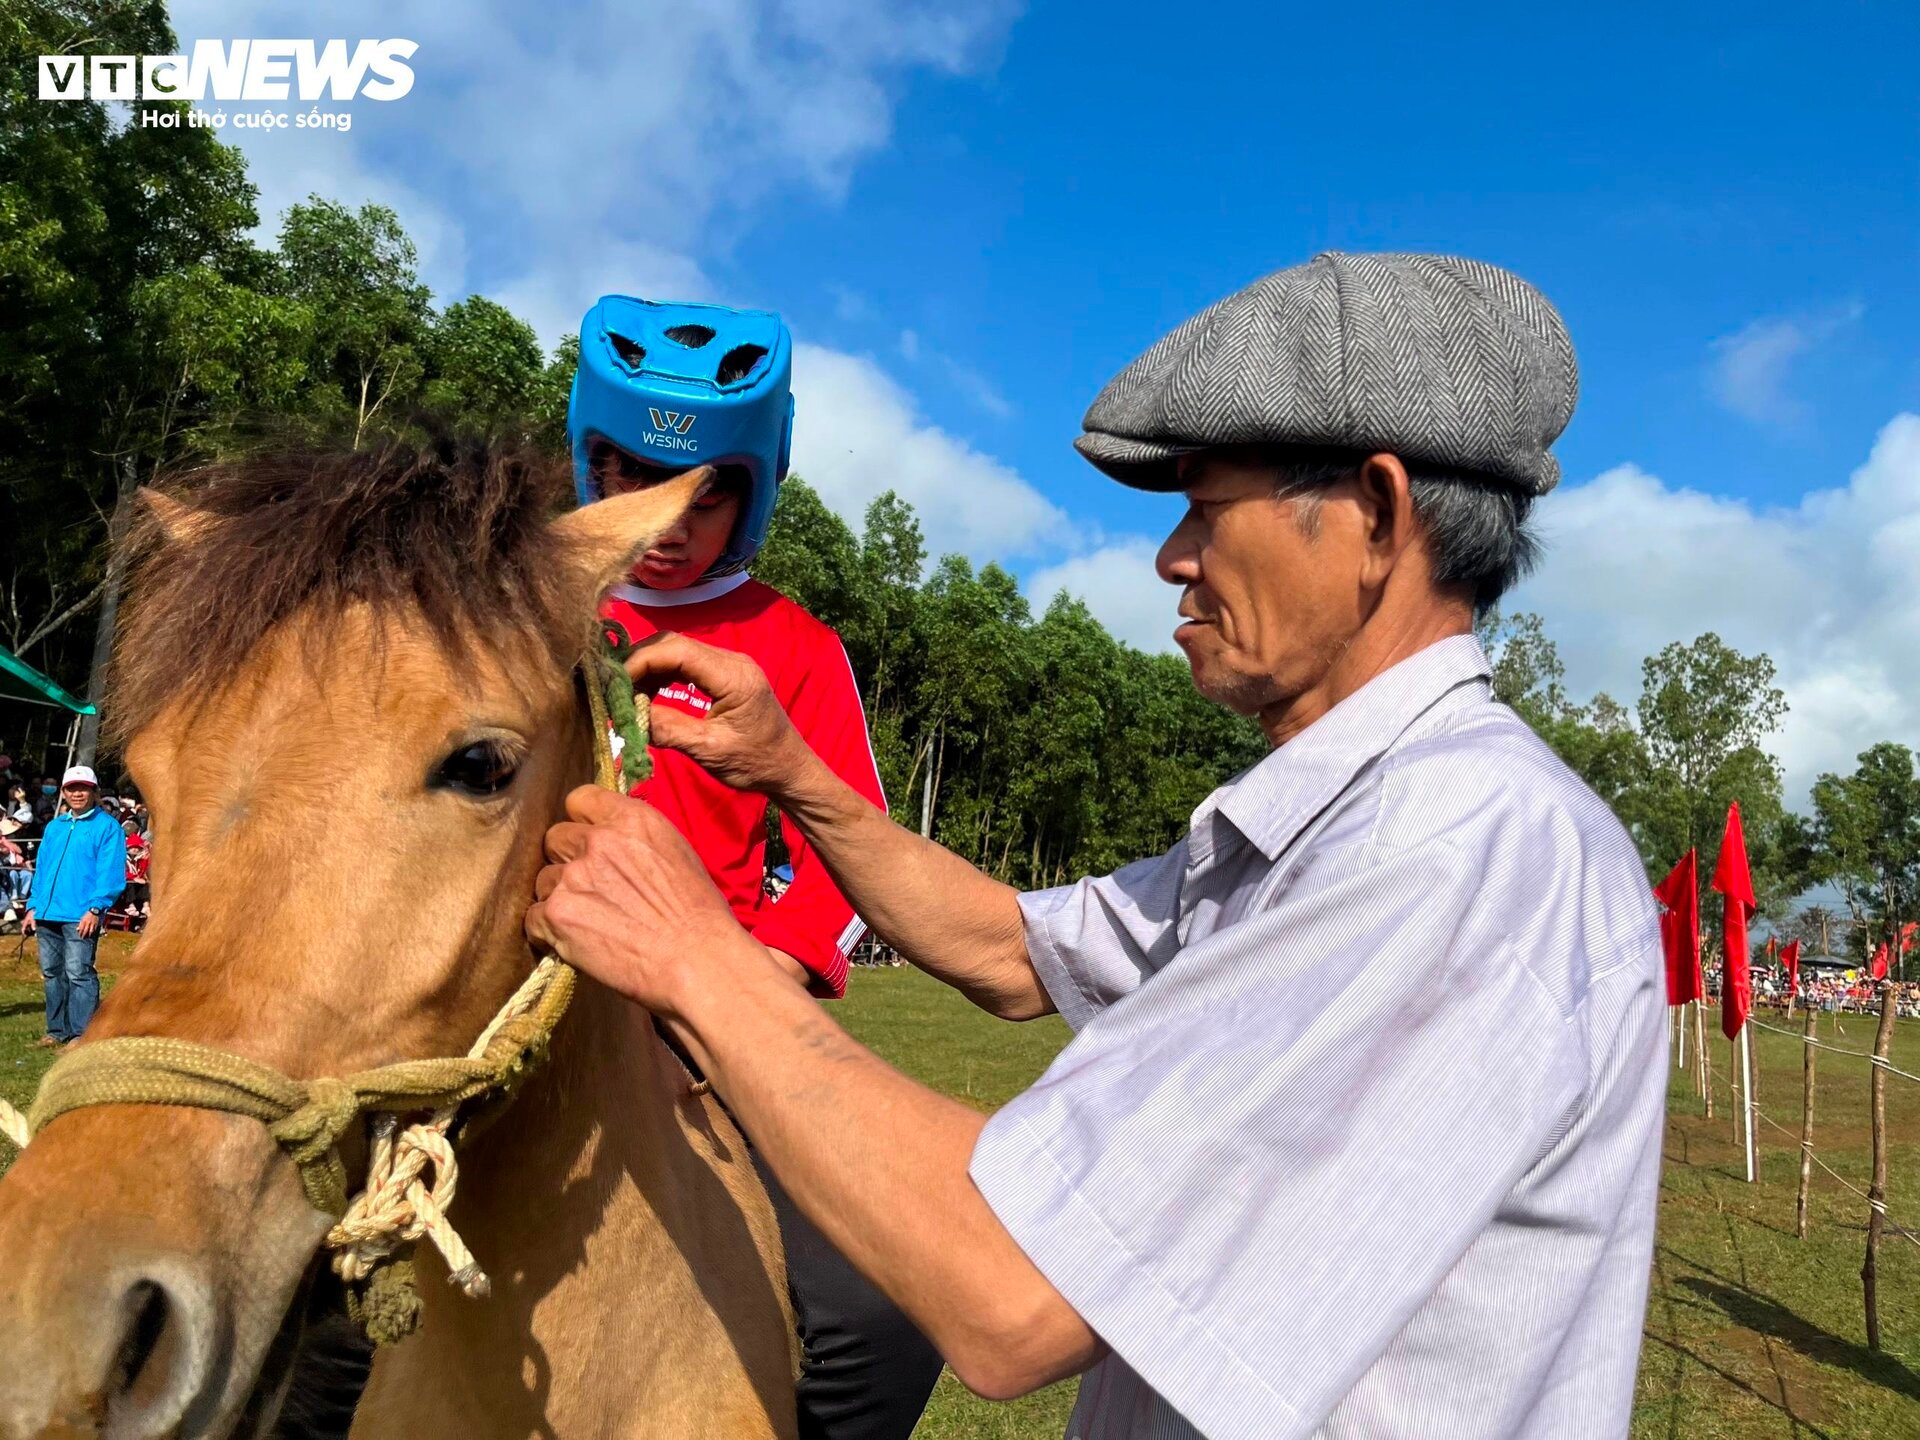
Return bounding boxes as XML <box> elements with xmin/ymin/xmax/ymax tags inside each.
<box><xmin>527</xmin><ymin>785</ymin><xmax>765</xmax><ymax>1017</ymax></box>
<box><xmin>624</xmin><ymin>633</ymin><xmax>819</xmax><ymax>799</ymax></box>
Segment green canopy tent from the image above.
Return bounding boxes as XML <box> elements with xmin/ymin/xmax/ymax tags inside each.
<box><xmin>0</xmin><ymin>645</ymin><xmax>95</xmax><ymax>775</ymax></box>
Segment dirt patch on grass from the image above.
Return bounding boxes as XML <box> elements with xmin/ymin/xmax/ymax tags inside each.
<box><xmin>1703</xmin><ymin>1318</ymin><xmax>1836</xmax><ymax>1425</ymax></box>
<box><xmin>0</xmin><ymin>930</ymin><xmax>136</xmax><ymax>986</ymax></box>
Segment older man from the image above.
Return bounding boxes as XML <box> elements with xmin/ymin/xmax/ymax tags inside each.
<box><xmin>529</xmin><ymin>253</ymin><xmax>1667</xmax><ymax>1440</ymax></box>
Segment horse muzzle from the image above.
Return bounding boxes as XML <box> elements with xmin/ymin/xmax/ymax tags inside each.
<box><xmin>0</xmin><ymin>1104</ymin><xmax>329</xmax><ymax>1439</ymax></box>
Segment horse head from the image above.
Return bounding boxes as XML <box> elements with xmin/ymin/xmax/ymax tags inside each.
<box><xmin>0</xmin><ymin>439</ymin><xmax>704</xmax><ymax>1439</ymax></box>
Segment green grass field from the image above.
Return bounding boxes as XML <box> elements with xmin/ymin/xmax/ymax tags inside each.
<box><xmin>3</xmin><ymin>945</ymin><xmax>1915</xmax><ymax>1437</ymax></box>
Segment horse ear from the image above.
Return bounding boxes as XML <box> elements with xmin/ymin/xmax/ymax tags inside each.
<box><xmin>140</xmin><ymin>488</ymin><xmax>218</xmax><ymax>546</ymax></box>
<box><xmin>548</xmin><ymin>467</ymin><xmax>710</xmax><ymax>606</ymax></box>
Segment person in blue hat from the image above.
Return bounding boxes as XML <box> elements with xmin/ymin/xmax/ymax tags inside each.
<box><xmin>570</xmin><ymin>296</ymin><xmax>943</xmax><ymax>1440</ymax></box>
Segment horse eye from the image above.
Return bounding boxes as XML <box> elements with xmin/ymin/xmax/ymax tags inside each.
<box><xmin>432</xmin><ymin>741</ymin><xmax>519</xmax><ymax>797</ymax></box>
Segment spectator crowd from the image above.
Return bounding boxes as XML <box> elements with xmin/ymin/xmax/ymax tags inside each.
<box><xmin>1702</xmin><ymin>965</ymin><xmax>1920</xmax><ymax>1021</ymax></box>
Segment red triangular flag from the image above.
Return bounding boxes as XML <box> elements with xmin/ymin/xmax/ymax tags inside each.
<box><xmin>1871</xmin><ymin>941</ymin><xmax>1889</xmax><ymax>981</ymax></box>
<box><xmin>1781</xmin><ymin>939</ymin><xmax>1802</xmax><ymax>998</ymax></box>
<box><xmin>1712</xmin><ymin>803</ymin><xmax>1754</xmax><ymax>1040</ymax></box>
<box><xmin>1901</xmin><ymin>921</ymin><xmax>1917</xmax><ymax>956</ymax></box>
<box><xmin>1653</xmin><ymin>851</ymin><xmax>1702</xmax><ymax>1006</ymax></box>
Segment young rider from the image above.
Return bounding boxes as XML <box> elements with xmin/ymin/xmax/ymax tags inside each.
<box><xmin>568</xmin><ymin>296</ymin><xmax>944</xmax><ymax>1440</ymax></box>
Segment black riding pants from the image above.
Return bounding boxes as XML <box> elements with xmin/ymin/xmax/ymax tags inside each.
<box><xmin>750</xmin><ymin>1147</ymin><xmax>945</xmax><ymax>1440</ymax></box>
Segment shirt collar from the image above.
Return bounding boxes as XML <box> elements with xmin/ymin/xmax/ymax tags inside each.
<box><xmin>1208</xmin><ymin>633</ymin><xmax>1493</xmax><ymax>862</ymax></box>
<box><xmin>610</xmin><ymin>572</ymin><xmax>751</xmax><ymax>608</ymax></box>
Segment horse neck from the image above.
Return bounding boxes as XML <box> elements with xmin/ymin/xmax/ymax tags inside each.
<box><xmin>440</xmin><ymin>696</ymin><xmax>686</xmax><ymax>1280</ymax></box>
<box><xmin>438</xmin><ymin>943</ymin><xmax>687</xmax><ymax>1299</ymax></box>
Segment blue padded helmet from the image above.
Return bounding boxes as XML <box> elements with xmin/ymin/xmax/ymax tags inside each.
<box><xmin>568</xmin><ymin>296</ymin><xmax>794</xmax><ymax>576</ymax></box>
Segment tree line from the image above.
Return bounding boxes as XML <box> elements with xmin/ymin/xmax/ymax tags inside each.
<box><xmin>1478</xmin><ymin>612</ymin><xmax>1920</xmax><ymax>977</ymax></box>
<box><xmin>6</xmin><ymin>0</ymin><xmax>1917</xmax><ymax>943</ymax></box>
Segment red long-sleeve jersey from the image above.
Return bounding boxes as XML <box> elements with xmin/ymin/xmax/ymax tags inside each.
<box><xmin>600</xmin><ymin>574</ymin><xmax>884</xmax><ymax>998</ymax></box>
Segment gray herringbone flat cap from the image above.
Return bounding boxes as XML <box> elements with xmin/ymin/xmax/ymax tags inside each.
<box><xmin>1076</xmin><ymin>252</ymin><xmax>1578</xmax><ymax>495</ymax></box>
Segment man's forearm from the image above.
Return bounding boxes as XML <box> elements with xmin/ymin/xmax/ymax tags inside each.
<box><xmin>667</xmin><ymin>937</ymin><xmax>1100</xmax><ymax>1397</ymax></box>
<box><xmin>776</xmin><ymin>751</ymin><xmax>1052</xmax><ymax>1020</ymax></box>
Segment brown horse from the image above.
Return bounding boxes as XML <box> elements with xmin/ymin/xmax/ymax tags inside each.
<box><xmin>0</xmin><ymin>441</ymin><xmax>797</xmax><ymax>1439</ymax></box>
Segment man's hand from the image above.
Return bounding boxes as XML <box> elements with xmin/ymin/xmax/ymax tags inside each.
<box><xmin>76</xmin><ymin>911</ymin><xmax>100</xmax><ymax>939</ymax></box>
<box><xmin>21</xmin><ymin>910</ymin><xmax>34</xmax><ymax>936</ymax></box>
<box><xmin>526</xmin><ymin>784</ymin><xmax>765</xmax><ymax>1015</ymax></box>
<box><xmin>625</xmin><ymin>633</ymin><xmax>818</xmax><ymax>798</ymax></box>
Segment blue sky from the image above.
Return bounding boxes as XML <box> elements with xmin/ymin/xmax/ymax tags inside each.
<box><xmin>175</xmin><ymin>0</ymin><xmax>1919</xmax><ymax>801</ymax></box>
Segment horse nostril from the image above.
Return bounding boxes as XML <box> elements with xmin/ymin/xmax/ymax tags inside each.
<box><xmin>108</xmin><ymin>1271</ymin><xmax>213</xmax><ymax>1435</ymax></box>
<box><xmin>115</xmin><ymin>1280</ymin><xmax>172</xmax><ymax>1401</ymax></box>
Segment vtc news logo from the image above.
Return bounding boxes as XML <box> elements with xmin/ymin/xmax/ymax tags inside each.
<box><xmin>37</xmin><ymin>40</ymin><xmax>418</xmax><ymax>102</ymax></box>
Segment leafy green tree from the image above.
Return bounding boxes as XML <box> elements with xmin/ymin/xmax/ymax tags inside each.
<box><xmin>421</xmin><ymin>297</ymin><xmax>545</xmax><ymax>438</ymax></box>
<box><xmin>1477</xmin><ymin>610</ymin><xmax>1653</xmax><ymax>838</ymax></box>
<box><xmin>850</xmin><ymin>491</ymin><xmax>926</xmax><ymax>724</ymax></box>
<box><xmin>276</xmin><ymin>198</ymin><xmax>431</xmax><ymax>446</ymax></box>
<box><xmin>1635</xmin><ymin>633</ymin><xmax>1790</xmax><ymax>927</ymax></box>
<box><xmin>1</xmin><ymin>0</ymin><xmax>275</xmax><ymax>756</ymax></box>
<box><xmin>1806</xmin><ymin>743</ymin><xmax>1920</xmax><ymax>976</ymax></box>
<box><xmin>1478</xmin><ymin>610</ymin><xmax>1568</xmax><ymax>732</ymax></box>
<box><xmin>753</xmin><ymin>477</ymin><xmax>867</xmax><ymax>632</ymax></box>
<box><xmin>1637</xmin><ymin>634</ymin><xmax>1787</xmax><ymax>852</ymax></box>
<box><xmin>1001</xmin><ymin>595</ymin><xmax>1122</xmax><ymax>885</ymax></box>
<box><xmin>529</xmin><ymin>334</ymin><xmax>580</xmax><ymax>455</ymax></box>
<box><xmin>909</xmin><ymin>556</ymin><xmax>1030</xmax><ymax>836</ymax></box>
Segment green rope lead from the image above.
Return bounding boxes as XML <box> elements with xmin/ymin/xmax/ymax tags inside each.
<box><xmin>17</xmin><ymin>645</ymin><xmax>622</xmax><ymax>1346</ymax></box>
<box><xmin>599</xmin><ymin>619</ymin><xmax>652</xmax><ymax>790</ymax></box>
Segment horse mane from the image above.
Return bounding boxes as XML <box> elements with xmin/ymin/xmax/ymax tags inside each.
<box><xmin>107</xmin><ymin>436</ymin><xmax>579</xmax><ymax>747</ymax></box>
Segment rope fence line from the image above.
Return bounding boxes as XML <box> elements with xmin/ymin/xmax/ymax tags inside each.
<box><xmin>1747</xmin><ymin>1017</ymin><xmax>1920</xmax><ymax>1086</ymax></box>
<box><xmin>1706</xmin><ymin>1070</ymin><xmax>1920</xmax><ymax>1252</ymax></box>
<box><xmin>1675</xmin><ymin>992</ymin><xmax>1913</xmax><ymax>1349</ymax></box>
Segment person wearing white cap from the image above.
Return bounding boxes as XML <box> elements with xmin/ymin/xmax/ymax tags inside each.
<box><xmin>25</xmin><ymin>764</ymin><xmax>127</xmax><ymax>1047</ymax></box>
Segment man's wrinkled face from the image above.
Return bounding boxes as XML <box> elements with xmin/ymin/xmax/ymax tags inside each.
<box><xmin>1156</xmin><ymin>449</ymin><xmax>1366</xmax><ymax>718</ymax></box>
<box><xmin>61</xmin><ymin>783</ymin><xmax>95</xmax><ymax>815</ymax></box>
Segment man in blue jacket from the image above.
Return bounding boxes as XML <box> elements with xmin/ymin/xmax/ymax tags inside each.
<box><xmin>25</xmin><ymin>765</ymin><xmax>127</xmax><ymax>1047</ymax></box>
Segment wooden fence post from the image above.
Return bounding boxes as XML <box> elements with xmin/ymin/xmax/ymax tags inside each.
<box><xmin>1862</xmin><ymin>986</ymin><xmax>1896</xmax><ymax>1350</ymax></box>
<box><xmin>1796</xmin><ymin>1006</ymin><xmax>1816</xmax><ymax>1239</ymax></box>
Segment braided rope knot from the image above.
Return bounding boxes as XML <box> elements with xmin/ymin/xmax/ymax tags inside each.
<box><xmin>1</xmin><ymin>646</ymin><xmax>628</xmax><ymax>1341</ymax></box>
<box><xmin>15</xmin><ymin>958</ymin><xmax>575</xmax><ymax>1340</ymax></box>
<box><xmin>269</xmin><ymin>1076</ymin><xmax>363</xmax><ymax>1213</ymax></box>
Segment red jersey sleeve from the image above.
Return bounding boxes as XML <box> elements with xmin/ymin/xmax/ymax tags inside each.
<box><xmin>751</xmin><ymin>627</ymin><xmax>886</xmax><ymax>998</ymax></box>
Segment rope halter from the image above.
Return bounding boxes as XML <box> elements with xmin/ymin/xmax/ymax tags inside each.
<box><xmin>0</xmin><ymin>641</ymin><xmax>649</xmax><ymax>1344</ymax></box>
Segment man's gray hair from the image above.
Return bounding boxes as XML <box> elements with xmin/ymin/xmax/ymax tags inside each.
<box><xmin>1269</xmin><ymin>449</ymin><xmax>1539</xmax><ymax>611</ymax></box>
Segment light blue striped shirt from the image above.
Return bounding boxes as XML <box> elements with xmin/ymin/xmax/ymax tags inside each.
<box><xmin>970</xmin><ymin>635</ymin><xmax>1666</xmax><ymax>1439</ymax></box>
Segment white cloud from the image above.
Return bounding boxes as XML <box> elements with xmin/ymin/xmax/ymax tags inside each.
<box><xmin>1511</xmin><ymin>414</ymin><xmax>1920</xmax><ymax>804</ymax></box>
<box><xmin>790</xmin><ymin>343</ymin><xmax>1064</xmax><ymax>562</ymax></box>
<box><xmin>1708</xmin><ymin>301</ymin><xmax>1862</xmax><ymax>424</ymax></box>
<box><xmin>166</xmin><ymin>1</ymin><xmax>1052</xmax><ymax>565</ymax></box>
<box><xmin>940</xmin><ymin>356</ymin><xmax>1015</xmax><ymax>418</ymax></box>
<box><xmin>1024</xmin><ymin>540</ymin><xmax>1178</xmax><ymax>652</ymax></box>
<box><xmin>181</xmin><ymin>0</ymin><xmax>1020</xmax><ymax>339</ymax></box>
<box><xmin>490</xmin><ymin>242</ymin><xmax>716</xmax><ymax>354</ymax></box>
